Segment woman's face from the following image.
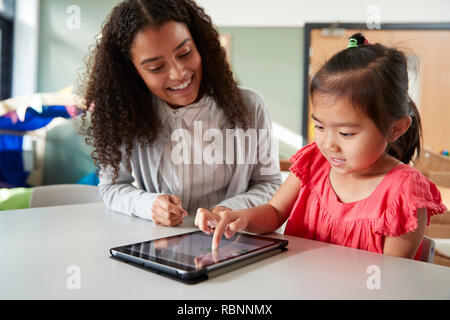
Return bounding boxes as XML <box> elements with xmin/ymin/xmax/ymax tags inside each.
<box><xmin>130</xmin><ymin>21</ymin><xmax>203</xmax><ymax>108</ymax></box>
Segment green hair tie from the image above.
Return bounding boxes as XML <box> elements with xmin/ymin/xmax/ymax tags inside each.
<box><xmin>348</xmin><ymin>38</ymin><xmax>358</xmax><ymax>48</ymax></box>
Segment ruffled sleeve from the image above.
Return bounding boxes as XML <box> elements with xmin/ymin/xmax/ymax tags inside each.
<box><xmin>372</xmin><ymin>171</ymin><xmax>447</xmax><ymax>237</ymax></box>
<box><xmin>289</xmin><ymin>143</ymin><xmax>327</xmax><ymax>184</ymax></box>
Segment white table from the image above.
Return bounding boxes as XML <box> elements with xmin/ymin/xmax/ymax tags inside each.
<box><xmin>1</xmin><ymin>202</ymin><xmax>449</xmax><ymax>299</ymax></box>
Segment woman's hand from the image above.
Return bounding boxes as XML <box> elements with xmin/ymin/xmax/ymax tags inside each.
<box><xmin>195</xmin><ymin>208</ymin><xmax>248</xmax><ymax>249</ymax></box>
<box><xmin>151</xmin><ymin>194</ymin><xmax>188</xmax><ymax>226</ymax></box>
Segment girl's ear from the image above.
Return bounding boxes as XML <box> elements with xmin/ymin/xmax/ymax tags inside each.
<box><xmin>388</xmin><ymin>116</ymin><xmax>412</xmax><ymax>142</ymax></box>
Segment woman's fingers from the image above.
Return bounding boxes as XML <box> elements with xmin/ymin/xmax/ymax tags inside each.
<box><xmin>159</xmin><ymin>196</ymin><xmax>187</xmax><ymax>217</ymax></box>
<box><xmin>151</xmin><ymin>195</ymin><xmax>187</xmax><ymax>226</ymax></box>
<box><xmin>152</xmin><ymin>204</ymin><xmax>185</xmax><ymax>226</ymax></box>
<box><xmin>168</xmin><ymin>195</ymin><xmax>188</xmax><ymax>217</ymax></box>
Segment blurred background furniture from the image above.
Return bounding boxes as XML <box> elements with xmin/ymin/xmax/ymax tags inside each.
<box><xmin>415</xmin><ymin>148</ymin><xmax>450</xmax><ymax>188</ymax></box>
<box><xmin>420</xmin><ymin>236</ymin><xmax>436</xmax><ymax>263</ymax></box>
<box><xmin>414</xmin><ymin>148</ymin><xmax>450</xmax><ymax>267</ymax></box>
<box><xmin>279</xmin><ymin>159</ymin><xmax>291</xmax><ymax>184</ymax></box>
<box><xmin>0</xmin><ymin>88</ymin><xmax>96</xmax><ymax>188</ymax></box>
<box><xmin>29</xmin><ymin>184</ymin><xmax>101</xmax><ymax>208</ymax></box>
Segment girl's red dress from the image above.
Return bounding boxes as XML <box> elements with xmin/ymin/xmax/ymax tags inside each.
<box><xmin>285</xmin><ymin>143</ymin><xmax>447</xmax><ymax>259</ymax></box>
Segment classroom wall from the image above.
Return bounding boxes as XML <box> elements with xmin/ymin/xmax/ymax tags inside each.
<box><xmin>197</xmin><ymin>0</ymin><xmax>450</xmax><ymax>26</ymax></box>
<box><xmin>34</xmin><ymin>0</ymin><xmax>450</xmax><ymax>161</ymax></box>
<box><xmin>37</xmin><ymin>0</ymin><xmax>121</xmax><ymax>94</ymax></box>
<box><xmin>218</xmin><ymin>27</ymin><xmax>303</xmax><ymax>158</ymax></box>
<box><xmin>42</xmin><ymin>119</ymin><xmax>96</xmax><ymax>185</ymax></box>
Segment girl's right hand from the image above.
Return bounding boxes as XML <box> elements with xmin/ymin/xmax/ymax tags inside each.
<box><xmin>195</xmin><ymin>208</ymin><xmax>248</xmax><ymax>250</ymax></box>
<box><xmin>151</xmin><ymin>194</ymin><xmax>188</xmax><ymax>226</ymax></box>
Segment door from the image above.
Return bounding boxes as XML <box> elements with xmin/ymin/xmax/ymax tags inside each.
<box><xmin>305</xmin><ymin>25</ymin><xmax>450</xmax><ymax>153</ymax></box>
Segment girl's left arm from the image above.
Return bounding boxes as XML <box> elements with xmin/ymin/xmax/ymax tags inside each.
<box><xmin>383</xmin><ymin>208</ymin><xmax>428</xmax><ymax>259</ymax></box>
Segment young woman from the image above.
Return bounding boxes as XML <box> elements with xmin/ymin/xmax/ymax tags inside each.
<box><xmin>81</xmin><ymin>0</ymin><xmax>281</xmax><ymax>226</ymax></box>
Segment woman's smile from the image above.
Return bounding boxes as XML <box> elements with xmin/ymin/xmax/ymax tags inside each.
<box><xmin>131</xmin><ymin>21</ymin><xmax>203</xmax><ymax>108</ymax></box>
<box><xmin>166</xmin><ymin>74</ymin><xmax>195</xmax><ymax>93</ymax></box>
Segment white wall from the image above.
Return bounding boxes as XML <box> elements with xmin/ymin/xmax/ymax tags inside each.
<box><xmin>13</xmin><ymin>0</ymin><xmax>450</xmax><ymax>97</ymax></box>
<box><xmin>196</xmin><ymin>0</ymin><xmax>450</xmax><ymax>27</ymax></box>
<box><xmin>12</xmin><ymin>0</ymin><xmax>39</xmax><ymax>97</ymax></box>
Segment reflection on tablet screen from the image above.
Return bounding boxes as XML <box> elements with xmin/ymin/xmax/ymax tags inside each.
<box><xmin>127</xmin><ymin>232</ymin><xmax>273</xmax><ymax>270</ymax></box>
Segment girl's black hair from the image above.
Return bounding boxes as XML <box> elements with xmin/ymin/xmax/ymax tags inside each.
<box><xmin>310</xmin><ymin>32</ymin><xmax>422</xmax><ymax>164</ymax></box>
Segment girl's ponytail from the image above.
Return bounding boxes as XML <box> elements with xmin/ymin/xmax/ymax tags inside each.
<box><xmin>386</xmin><ymin>97</ymin><xmax>422</xmax><ymax>164</ymax></box>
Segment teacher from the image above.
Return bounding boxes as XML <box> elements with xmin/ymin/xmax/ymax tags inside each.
<box><xmin>81</xmin><ymin>0</ymin><xmax>281</xmax><ymax>226</ymax></box>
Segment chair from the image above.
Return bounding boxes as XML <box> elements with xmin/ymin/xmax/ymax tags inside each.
<box><xmin>279</xmin><ymin>159</ymin><xmax>291</xmax><ymax>183</ymax></box>
<box><xmin>433</xmin><ymin>246</ymin><xmax>450</xmax><ymax>267</ymax></box>
<box><xmin>279</xmin><ymin>159</ymin><xmax>291</xmax><ymax>171</ymax></box>
<box><xmin>29</xmin><ymin>184</ymin><xmax>102</xmax><ymax>208</ymax></box>
<box><xmin>419</xmin><ymin>236</ymin><xmax>436</xmax><ymax>263</ymax></box>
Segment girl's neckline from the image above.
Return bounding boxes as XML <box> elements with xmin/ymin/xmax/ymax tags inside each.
<box><xmin>326</xmin><ymin>161</ymin><xmax>406</xmax><ymax>206</ymax></box>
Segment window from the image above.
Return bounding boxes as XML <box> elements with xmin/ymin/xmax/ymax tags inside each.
<box><xmin>0</xmin><ymin>0</ymin><xmax>14</xmax><ymax>100</ymax></box>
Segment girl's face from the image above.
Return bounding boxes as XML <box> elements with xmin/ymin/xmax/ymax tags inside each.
<box><xmin>311</xmin><ymin>92</ymin><xmax>390</xmax><ymax>177</ymax></box>
<box><xmin>130</xmin><ymin>21</ymin><xmax>203</xmax><ymax>108</ymax></box>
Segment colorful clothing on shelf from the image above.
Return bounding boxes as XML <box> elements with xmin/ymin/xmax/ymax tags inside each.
<box><xmin>0</xmin><ymin>106</ymin><xmax>74</xmax><ymax>187</ymax></box>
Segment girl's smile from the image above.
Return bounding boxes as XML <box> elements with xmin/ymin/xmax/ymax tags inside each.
<box><xmin>330</xmin><ymin>157</ymin><xmax>346</xmax><ymax>167</ymax></box>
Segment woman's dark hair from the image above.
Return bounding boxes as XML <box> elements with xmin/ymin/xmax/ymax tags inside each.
<box><xmin>310</xmin><ymin>32</ymin><xmax>422</xmax><ymax>164</ymax></box>
<box><xmin>79</xmin><ymin>0</ymin><xmax>248</xmax><ymax>183</ymax></box>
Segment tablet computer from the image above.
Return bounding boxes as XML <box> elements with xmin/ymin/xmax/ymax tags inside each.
<box><xmin>110</xmin><ymin>230</ymin><xmax>288</xmax><ymax>284</ymax></box>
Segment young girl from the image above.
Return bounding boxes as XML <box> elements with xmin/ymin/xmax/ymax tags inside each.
<box><xmin>80</xmin><ymin>0</ymin><xmax>281</xmax><ymax>226</ymax></box>
<box><xmin>196</xmin><ymin>33</ymin><xmax>447</xmax><ymax>260</ymax></box>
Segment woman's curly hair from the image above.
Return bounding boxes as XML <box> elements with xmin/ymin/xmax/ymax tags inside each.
<box><xmin>79</xmin><ymin>0</ymin><xmax>248</xmax><ymax>183</ymax></box>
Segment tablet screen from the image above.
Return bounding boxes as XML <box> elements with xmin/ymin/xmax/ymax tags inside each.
<box><xmin>112</xmin><ymin>231</ymin><xmax>285</xmax><ymax>272</ymax></box>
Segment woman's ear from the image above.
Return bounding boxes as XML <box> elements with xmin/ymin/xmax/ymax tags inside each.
<box><xmin>389</xmin><ymin>116</ymin><xmax>412</xmax><ymax>142</ymax></box>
